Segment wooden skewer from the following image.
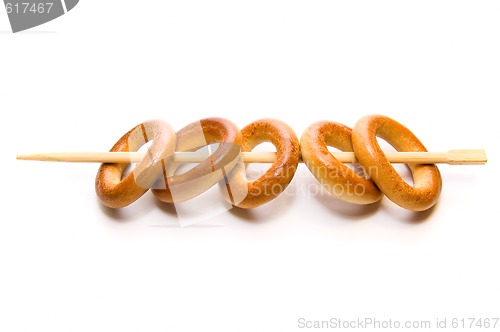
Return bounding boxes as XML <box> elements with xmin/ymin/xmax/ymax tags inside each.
<box><xmin>16</xmin><ymin>149</ymin><xmax>487</xmax><ymax>165</ymax></box>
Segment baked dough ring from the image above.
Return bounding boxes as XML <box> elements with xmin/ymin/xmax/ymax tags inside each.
<box><xmin>352</xmin><ymin>115</ymin><xmax>442</xmax><ymax>211</ymax></box>
<box><xmin>95</xmin><ymin>120</ymin><xmax>176</xmax><ymax>208</ymax></box>
<box><xmin>152</xmin><ymin>117</ymin><xmax>242</xmax><ymax>203</ymax></box>
<box><xmin>301</xmin><ymin>121</ymin><xmax>383</xmax><ymax>204</ymax></box>
<box><xmin>220</xmin><ymin>119</ymin><xmax>300</xmax><ymax>209</ymax></box>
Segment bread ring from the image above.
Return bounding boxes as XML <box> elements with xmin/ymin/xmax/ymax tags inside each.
<box><xmin>220</xmin><ymin>119</ymin><xmax>300</xmax><ymax>209</ymax></box>
<box><xmin>152</xmin><ymin>117</ymin><xmax>242</xmax><ymax>203</ymax></box>
<box><xmin>352</xmin><ymin>115</ymin><xmax>442</xmax><ymax>211</ymax></box>
<box><xmin>300</xmin><ymin>121</ymin><xmax>383</xmax><ymax>204</ymax></box>
<box><xmin>95</xmin><ymin>120</ymin><xmax>176</xmax><ymax>208</ymax></box>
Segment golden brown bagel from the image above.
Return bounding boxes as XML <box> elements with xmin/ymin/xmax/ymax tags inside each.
<box><xmin>95</xmin><ymin>120</ymin><xmax>176</xmax><ymax>208</ymax></box>
<box><xmin>95</xmin><ymin>116</ymin><xmax>444</xmax><ymax>212</ymax></box>
<box><xmin>352</xmin><ymin>115</ymin><xmax>442</xmax><ymax>211</ymax></box>
<box><xmin>220</xmin><ymin>119</ymin><xmax>299</xmax><ymax>208</ymax></box>
<box><xmin>153</xmin><ymin>117</ymin><xmax>242</xmax><ymax>203</ymax></box>
<box><xmin>301</xmin><ymin>121</ymin><xmax>383</xmax><ymax>204</ymax></box>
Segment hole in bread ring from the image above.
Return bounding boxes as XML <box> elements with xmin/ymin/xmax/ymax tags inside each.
<box><xmin>301</xmin><ymin>121</ymin><xmax>383</xmax><ymax>205</ymax></box>
<box><xmin>352</xmin><ymin>115</ymin><xmax>442</xmax><ymax>211</ymax></box>
<box><xmin>220</xmin><ymin>119</ymin><xmax>300</xmax><ymax>209</ymax></box>
<box><xmin>95</xmin><ymin>120</ymin><xmax>176</xmax><ymax>208</ymax></box>
<box><xmin>152</xmin><ymin>117</ymin><xmax>242</xmax><ymax>204</ymax></box>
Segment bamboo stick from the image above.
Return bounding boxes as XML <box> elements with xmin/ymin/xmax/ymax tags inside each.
<box><xmin>15</xmin><ymin>149</ymin><xmax>487</xmax><ymax>165</ymax></box>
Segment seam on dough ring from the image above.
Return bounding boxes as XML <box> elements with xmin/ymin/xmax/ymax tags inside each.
<box><xmin>352</xmin><ymin>115</ymin><xmax>442</xmax><ymax>211</ymax></box>
<box><xmin>95</xmin><ymin>120</ymin><xmax>176</xmax><ymax>208</ymax></box>
<box><xmin>301</xmin><ymin>121</ymin><xmax>383</xmax><ymax>204</ymax></box>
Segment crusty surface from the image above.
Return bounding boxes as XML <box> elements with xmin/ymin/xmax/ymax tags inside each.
<box><xmin>352</xmin><ymin>115</ymin><xmax>442</xmax><ymax>211</ymax></box>
<box><xmin>95</xmin><ymin>120</ymin><xmax>176</xmax><ymax>208</ymax></box>
<box><xmin>221</xmin><ymin>119</ymin><xmax>300</xmax><ymax>209</ymax></box>
<box><xmin>153</xmin><ymin>117</ymin><xmax>242</xmax><ymax>203</ymax></box>
<box><xmin>301</xmin><ymin>121</ymin><xmax>383</xmax><ymax>204</ymax></box>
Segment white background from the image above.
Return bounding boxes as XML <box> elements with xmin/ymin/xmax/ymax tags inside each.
<box><xmin>1</xmin><ymin>1</ymin><xmax>499</xmax><ymax>331</ymax></box>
